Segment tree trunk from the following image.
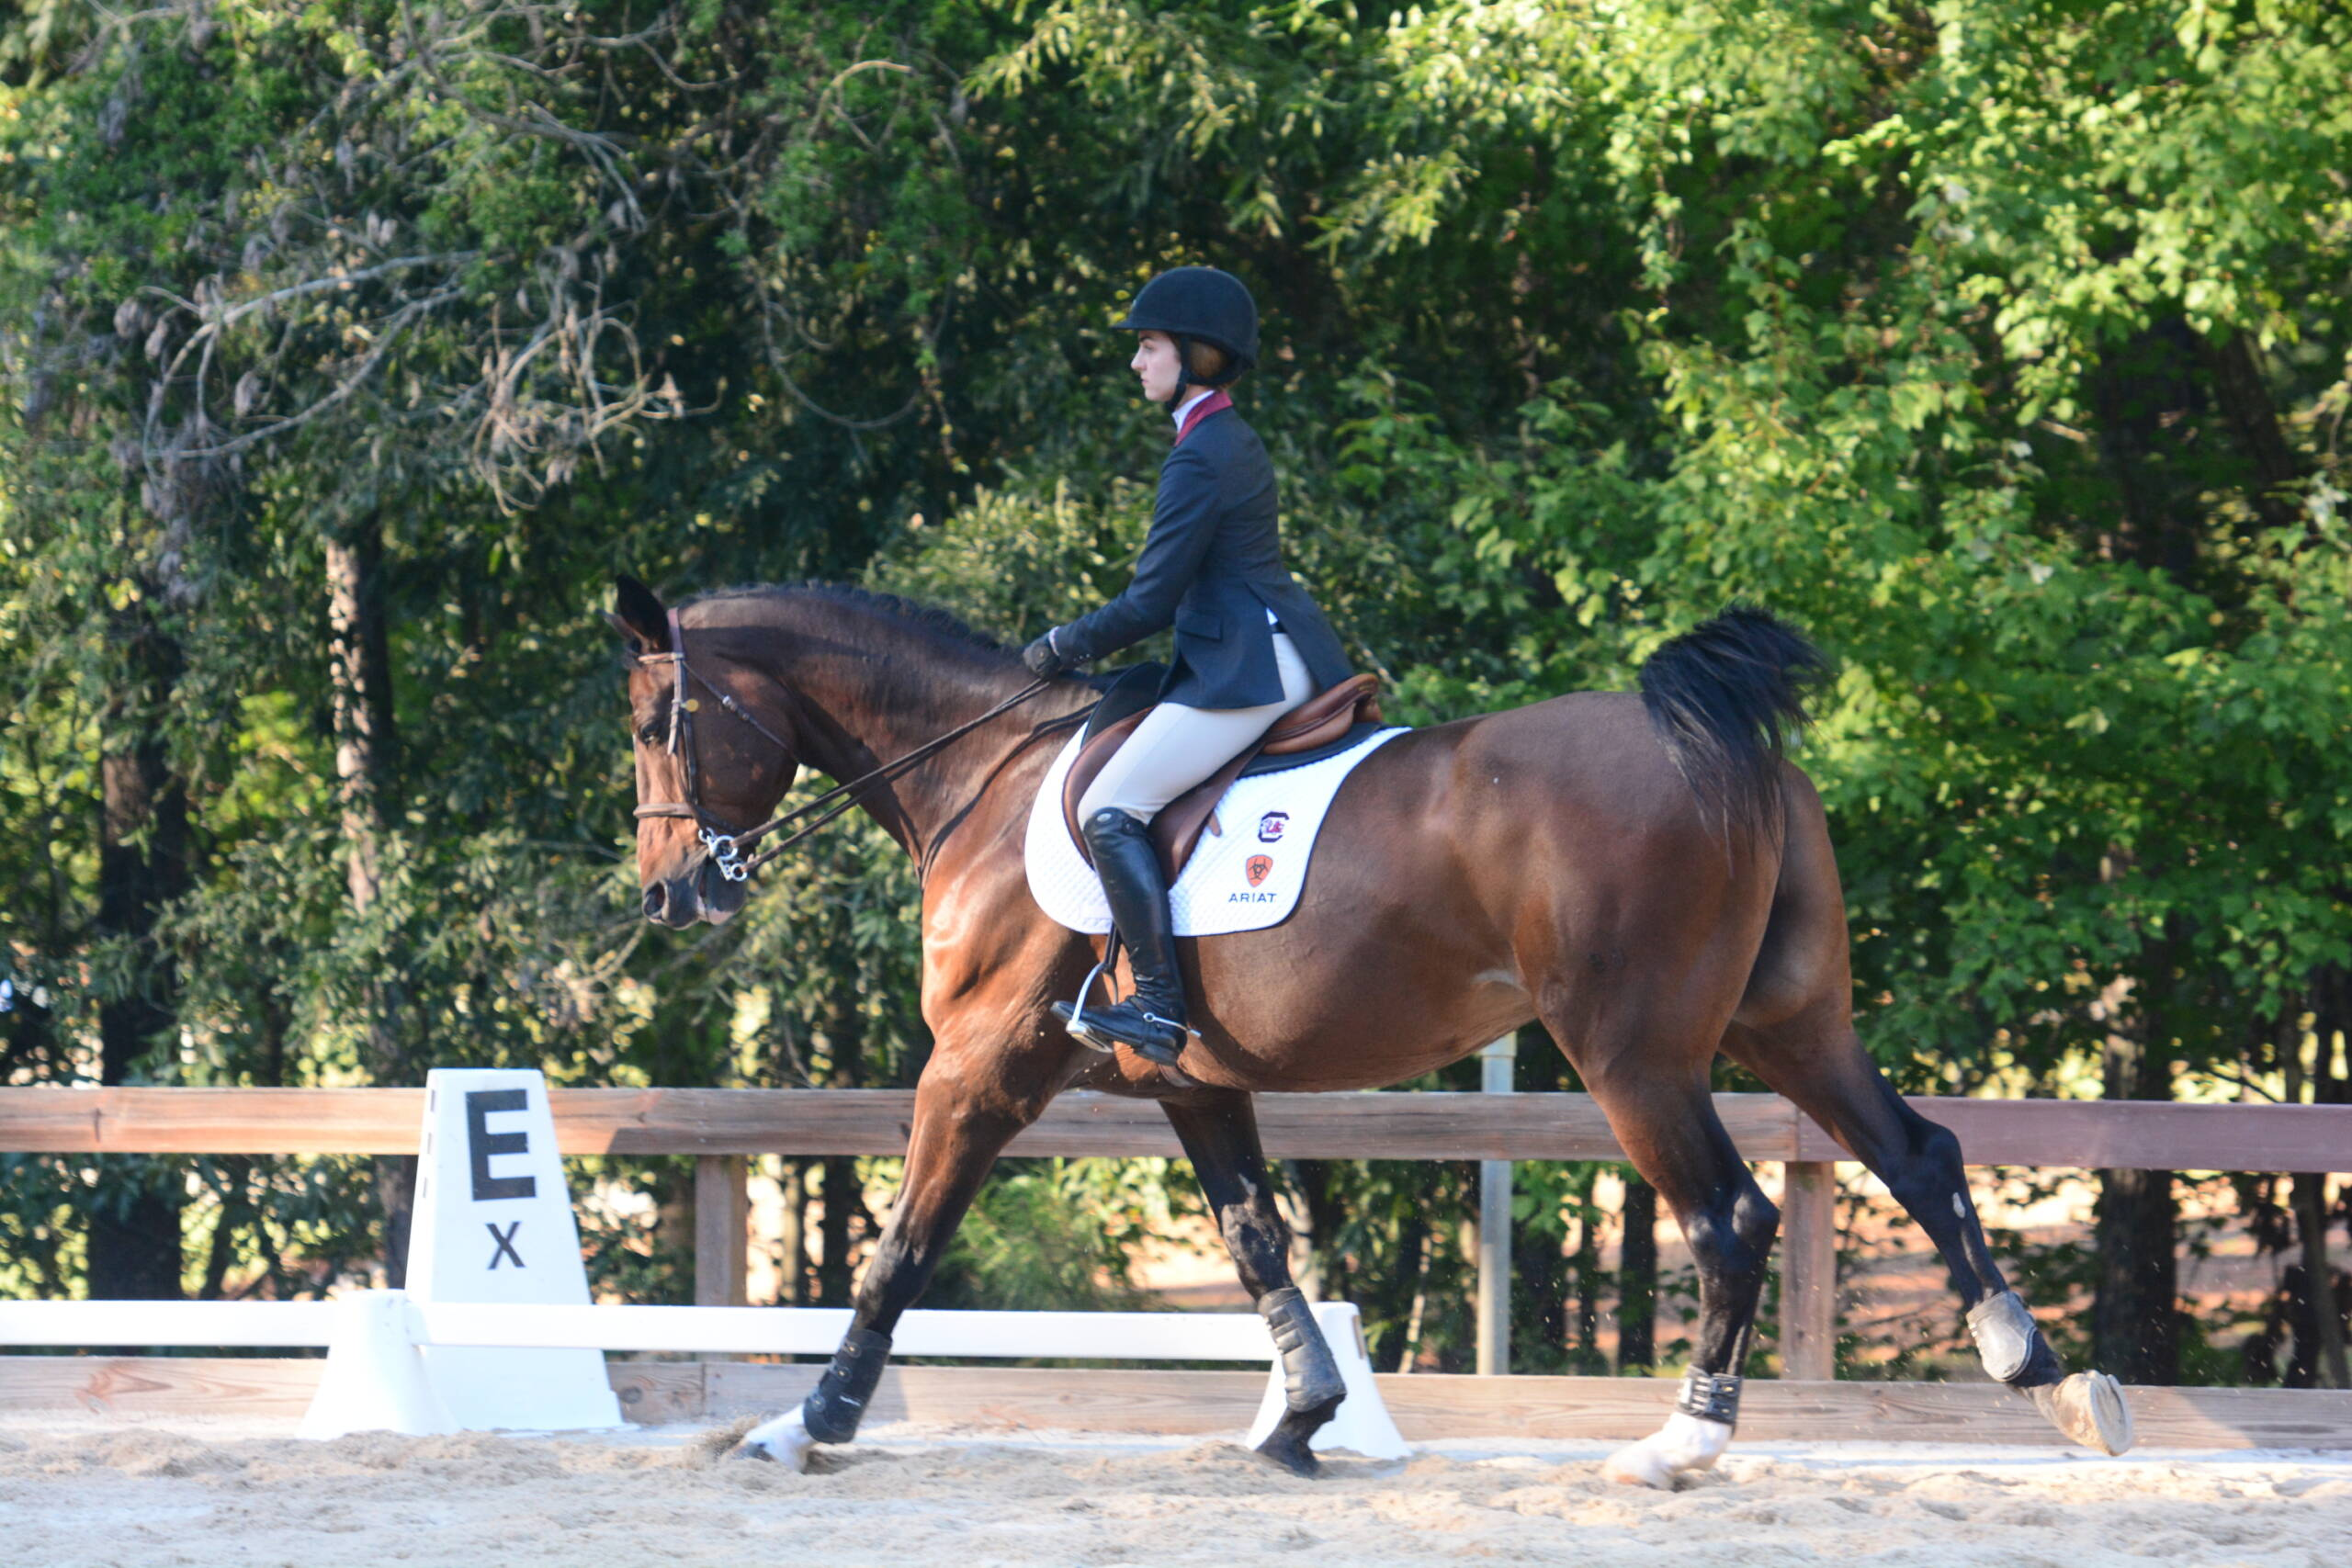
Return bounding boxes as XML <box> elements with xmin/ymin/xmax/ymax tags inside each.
<box><xmin>1510</xmin><ymin>1199</ymin><xmax>1566</xmax><ymax>1372</ymax></box>
<box><xmin>2092</xmin><ymin>1027</ymin><xmax>2179</xmax><ymax>1383</ymax></box>
<box><xmin>1278</xmin><ymin>1159</ymin><xmax>1340</xmax><ymax>1302</ymax></box>
<box><xmin>2198</xmin><ymin>330</ymin><xmax>2310</xmax><ymax>541</ymax></box>
<box><xmin>2290</xmin><ymin>1171</ymin><xmax>2346</xmax><ymax>1389</ymax></box>
<box><xmin>776</xmin><ymin>1159</ymin><xmax>807</xmax><ymax>1306</ymax></box>
<box><xmin>813</xmin><ymin>993</ymin><xmax>866</xmax><ymax>1307</ymax></box>
<box><xmin>88</xmin><ymin>598</ymin><xmax>190</xmax><ymax>1302</ymax></box>
<box><xmin>1388</xmin><ymin>1205</ymin><xmax>1430</xmax><ymax>1372</ymax></box>
<box><xmin>2090</xmin><ymin>319</ymin><xmax>2206</xmax><ymax>591</ymax></box>
<box><xmin>1570</xmin><ymin>1204</ymin><xmax>1603</xmax><ymax>1372</ymax></box>
<box><xmin>2283</xmin><ymin>983</ymin><xmax>2349</xmax><ymax>1389</ymax></box>
<box><xmin>1618</xmin><ymin>1178</ymin><xmax>1658</xmax><ymax>1371</ymax></box>
<box><xmin>327</xmin><ymin>521</ymin><xmax>414</xmax><ymax>1283</ymax></box>
<box><xmin>816</xmin><ymin>1157</ymin><xmax>859</xmax><ymax>1307</ymax></box>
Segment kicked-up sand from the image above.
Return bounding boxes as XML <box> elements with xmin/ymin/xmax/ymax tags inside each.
<box><xmin>0</xmin><ymin>1412</ymin><xmax>2346</xmax><ymax>1568</ymax></box>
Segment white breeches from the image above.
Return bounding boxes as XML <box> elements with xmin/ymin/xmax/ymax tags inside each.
<box><xmin>1078</xmin><ymin>633</ymin><xmax>1315</xmax><ymax>823</ymax></box>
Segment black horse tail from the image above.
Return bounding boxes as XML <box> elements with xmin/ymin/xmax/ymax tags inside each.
<box><xmin>1637</xmin><ymin>605</ymin><xmax>1830</xmax><ymax>841</ymax></box>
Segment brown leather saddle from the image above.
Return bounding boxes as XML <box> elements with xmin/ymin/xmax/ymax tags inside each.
<box><xmin>1061</xmin><ymin>671</ymin><xmax>1385</xmax><ymax>881</ymax></box>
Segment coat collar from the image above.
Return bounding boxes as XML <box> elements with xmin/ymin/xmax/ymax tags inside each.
<box><xmin>1172</xmin><ymin>389</ymin><xmax>1233</xmax><ymax>446</ymax></box>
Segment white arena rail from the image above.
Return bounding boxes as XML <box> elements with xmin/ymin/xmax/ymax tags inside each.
<box><xmin>1</xmin><ymin>1299</ymin><xmax>1295</xmax><ymax>1359</ymax></box>
<box><xmin>0</xmin><ymin>1292</ymin><xmax>1407</xmax><ymax>1455</ymax></box>
<box><xmin>0</xmin><ymin>1300</ymin><xmax>340</xmax><ymax>1348</ymax></box>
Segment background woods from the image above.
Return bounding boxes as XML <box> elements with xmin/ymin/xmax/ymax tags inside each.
<box><xmin>1</xmin><ymin>1</ymin><xmax>2346</xmax><ymax>1387</ymax></box>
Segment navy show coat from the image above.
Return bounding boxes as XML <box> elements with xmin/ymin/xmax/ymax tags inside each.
<box><xmin>1054</xmin><ymin>403</ymin><xmax>1352</xmax><ymax>708</ymax></box>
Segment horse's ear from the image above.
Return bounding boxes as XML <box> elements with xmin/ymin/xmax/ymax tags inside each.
<box><xmin>612</xmin><ymin>575</ymin><xmax>670</xmax><ymax>653</ymax></box>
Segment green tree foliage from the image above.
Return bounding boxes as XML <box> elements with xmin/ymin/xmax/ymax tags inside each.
<box><xmin>2</xmin><ymin>2</ymin><xmax>2345</xmax><ymax>1382</ymax></box>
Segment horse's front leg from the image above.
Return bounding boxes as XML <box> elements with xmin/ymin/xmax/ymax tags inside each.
<box><xmin>730</xmin><ymin>1052</ymin><xmax>1052</xmax><ymax>1468</ymax></box>
<box><xmin>1162</xmin><ymin>1092</ymin><xmax>1347</xmax><ymax>1476</ymax></box>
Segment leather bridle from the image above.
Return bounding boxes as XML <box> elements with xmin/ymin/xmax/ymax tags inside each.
<box><xmin>630</xmin><ymin>606</ymin><xmax>1057</xmax><ymax>883</ymax></box>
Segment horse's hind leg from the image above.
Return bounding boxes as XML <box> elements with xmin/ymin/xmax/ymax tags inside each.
<box><xmin>1722</xmin><ymin>1005</ymin><xmax>2134</xmax><ymax>1454</ymax></box>
<box><xmin>730</xmin><ymin>1052</ymin><xmax>1047</xmax><ymax>1469</ymax></box>
<box><xmin>1162</xmin><ymin>1092</ymin><xmax>1346</xmax><ymax>1476</ymax></box>
<box><xmin>1568</xmin><ymin>1055</ymin><xmax>1781</xmax><ymax>1488</ymax></box>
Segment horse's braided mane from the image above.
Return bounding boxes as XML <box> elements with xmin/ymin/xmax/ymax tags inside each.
<box><xmin>685</xmin><ymin>581</ymin><xmax>1011</xmax><ymax>656</ymax></box>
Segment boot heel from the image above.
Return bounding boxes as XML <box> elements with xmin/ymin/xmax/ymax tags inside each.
<box><xmin>1125</xmin><ymin>1037</ymin><xmax>1184</xmax><ymax>1069</ymax></box>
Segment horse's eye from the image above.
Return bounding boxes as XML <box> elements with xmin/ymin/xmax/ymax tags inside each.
<box><xmin>636</xmin><ymin>722</ymin><xmax>662</xmax><ymax>746</ymax></box>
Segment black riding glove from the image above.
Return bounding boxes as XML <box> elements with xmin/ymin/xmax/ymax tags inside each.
<box><xmin>1022</xmin><ymin>628</ymin><xmax>1079</xmax><ymax>678</ymax></box>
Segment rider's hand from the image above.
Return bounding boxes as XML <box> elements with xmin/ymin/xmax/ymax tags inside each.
<box><xmin>1023</xmin><ymin>628</ymin><xmax>1079</xmax><ymax>678</ymax></box>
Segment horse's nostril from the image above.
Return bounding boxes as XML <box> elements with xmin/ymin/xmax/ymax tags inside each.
<box><xmin>642</xmin><ymin>885</ymin><xmax>666</xmax><ymax>919</ymax></box>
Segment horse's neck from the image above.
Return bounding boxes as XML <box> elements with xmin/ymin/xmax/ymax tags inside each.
<box><xmin>731</xmin><ymin>608</ymin><xmax>1080</xmax><ymax>859</ymax></box>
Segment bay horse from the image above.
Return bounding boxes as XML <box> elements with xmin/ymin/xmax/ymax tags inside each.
<box><xmin>609</xmin><ymin>576</ymin><xmax>2132</xmax><ymax>1483</ymax></box>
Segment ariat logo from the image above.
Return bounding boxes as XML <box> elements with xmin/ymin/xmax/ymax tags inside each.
<box><xmin>1257</xmin><ymin>811</ymin><xmax>1289</xmax><ymax>843</ymax></box>
<box><xmin>1246</xmin><ymin>855</ymin><xmax>1273</xmax><ymax>887</ymax></box>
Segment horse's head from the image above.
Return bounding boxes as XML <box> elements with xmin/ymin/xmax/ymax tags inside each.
<box><xmin>611</xmin><ymin>575</ymin><xmax>800</xmax><ymax>928</ymax></box>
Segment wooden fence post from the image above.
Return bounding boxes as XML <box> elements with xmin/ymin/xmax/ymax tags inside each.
<box><xmin>1779</xmin><ymin>1160</ymin><xmax>1837</xmax><ymax>1381</ymax></box>
<box><xmin>695</xmin><ymin>1155</ymin><xmax>750</xmax><ymax>1308</ymax></box>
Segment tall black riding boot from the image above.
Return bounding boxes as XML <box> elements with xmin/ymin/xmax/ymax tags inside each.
<box><xmin>1054</xmin><ymin>807</ymin><xmax>1192</xmax><ymax>1066</ymax></box>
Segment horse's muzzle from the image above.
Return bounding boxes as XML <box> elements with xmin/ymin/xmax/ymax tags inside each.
<box><xmin>641</xmin><ymin>860</ymin><xmax>746</xmax><ymax>928</ymax></box>
<box><xmin>642</xmin><ymin>879</ymin><xmax>693</xmax><ymax>927</ymax></box>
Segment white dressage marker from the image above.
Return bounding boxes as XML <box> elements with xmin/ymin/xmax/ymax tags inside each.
<box><xmin>382</xmin><ymin>1067</ymin><xmax>623</xmax><ymax>1437</ymax></box>
<box><xmin>300</xmin><ymin>1289</ymin><xmax>455</xmax><ymax>1438</ymax></box>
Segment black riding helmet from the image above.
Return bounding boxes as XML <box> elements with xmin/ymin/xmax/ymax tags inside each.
<box><xmin>1114</xmin><ymin>266</ymin><xmax>1259</xmax><ymax>395</ymax></box>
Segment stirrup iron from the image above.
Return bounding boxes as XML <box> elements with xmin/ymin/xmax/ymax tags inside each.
<box><xmin>1058</xmin><ymin>940</ymin><xmax>1123</xmax><ymax>1054</ymax></box>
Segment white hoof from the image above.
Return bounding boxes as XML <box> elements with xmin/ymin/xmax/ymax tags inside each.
<box><xmin>2041</xmin><ymin>1371</ymin><xmax>2134</xmax><ymax>1456</ymax></box>
<box><xmin>1602</xmin><ymin>1412</ymin><xmax>1733</xmax><ymax>1488</ymax></box>
<box><xmin>730</xmin><ymin>1408</ymin><xmax>817</xmax><ymax>1472</ymax></box>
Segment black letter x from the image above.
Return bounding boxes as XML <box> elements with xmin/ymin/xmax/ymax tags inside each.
<box><xmin>486</xmin><ymin>1221</ymin><xmax>524</xmax><ymax>1270</ymax></box>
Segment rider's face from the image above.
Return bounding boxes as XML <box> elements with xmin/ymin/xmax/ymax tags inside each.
<box><xmin>1131</xmin><ymin>330</ymin><xmax>1182</xmax><ymax>404</ymax></box>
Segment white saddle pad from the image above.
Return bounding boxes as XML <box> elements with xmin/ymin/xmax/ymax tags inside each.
<box><xmin>1023</xmin><ymin>724</ymin><xmax>1408</xmax><ymax>937</ymax></box>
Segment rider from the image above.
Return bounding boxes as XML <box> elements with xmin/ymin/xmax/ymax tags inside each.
<box><xmin>1021</xmin><ymin>266</ymin><xmax>1352</xmax><ymax>1066</ymax></box>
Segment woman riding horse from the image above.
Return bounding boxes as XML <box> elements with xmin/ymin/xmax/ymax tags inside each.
<box><xmin>1019</xmin><ymin>267</ymin><xmax>1351</xmax><ymax>1066</ymax></box>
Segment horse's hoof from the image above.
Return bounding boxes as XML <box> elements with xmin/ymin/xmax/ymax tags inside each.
<box><xmin>1601</xmin><ymin>1441</ymin><xmax>1676</xmax><ymax>1489</ymax></box>
<box><xmin>2036</xmin><ymin>1371</ymin><xmax>2133</xmax><ymax>1455</ymax></box>
<box><xmin>1252</xmin><ymin>1429</ymin><xmax>1320</xmax><ymax>1477</ymax></box>
<box><xmin>729</xmin><ymin>1409</ymin><xmax>817</xmax><ymax>1472</ymax></box>
<box><xmin>1603</xmin><ymin>1413</ymin><xmax>1733</xmax><ymax>1489</ymax></box>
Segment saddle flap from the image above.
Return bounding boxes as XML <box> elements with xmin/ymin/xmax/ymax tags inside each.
<box><xmin>1062</xmin><ymin>672</ymin><xmax>1387</xmax><ymax>881</ymax></box>
<box><xmin>1061</xmin><ymin>709</ymin><xmax>1151</xmax><ymax>862</ymax></box>
<box><xmin>1148</xmin><ymin>752</ymin><xmax>1252</xmax><ymax>882</ymax></box>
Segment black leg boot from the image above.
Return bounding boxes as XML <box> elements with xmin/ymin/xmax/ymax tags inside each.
<box><xmin>1053</xmin><ymin>807</ymin><xmax>1191</xmax><ymax>1066</ymax></box>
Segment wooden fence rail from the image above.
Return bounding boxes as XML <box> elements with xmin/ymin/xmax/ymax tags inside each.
<box><xmin>5</xmin><ymin>1087</ymin><xmax>2346</xmax><ymax>1383</ymax></box>
<box><xmin>6</xmin><ymin>1087</ymin><xmax>2348</xmax><ymax>1167</ymax></box>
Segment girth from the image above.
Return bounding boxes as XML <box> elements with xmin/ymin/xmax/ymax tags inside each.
<box><xmin>1061</xmin><ymin>672</ymin><xmax>1384</xmax><ymax>881</ymax></box>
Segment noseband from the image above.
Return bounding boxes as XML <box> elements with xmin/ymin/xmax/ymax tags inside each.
<box><xmin>631</xmin><ymin>606</ymin><xmax>1057</xmax><ymax>883</ymax></box>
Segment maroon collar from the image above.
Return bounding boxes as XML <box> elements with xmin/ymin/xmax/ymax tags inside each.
<box><xmin>1173</xmin><ymin>389</ymin><xmax>1233</xmax><ymax>446</ymax></box>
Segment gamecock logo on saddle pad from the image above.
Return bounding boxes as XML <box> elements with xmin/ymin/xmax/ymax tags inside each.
<box><xmin>1246</xmin><ymin>855</ymin><xmax>1273</xmax><ymax>886</ymax></box>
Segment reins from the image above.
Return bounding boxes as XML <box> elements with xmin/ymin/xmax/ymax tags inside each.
<box><xmin>632</xmin><ymin>605</ymin><xmax>1058</xmax><ymax>882</ymax></box>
